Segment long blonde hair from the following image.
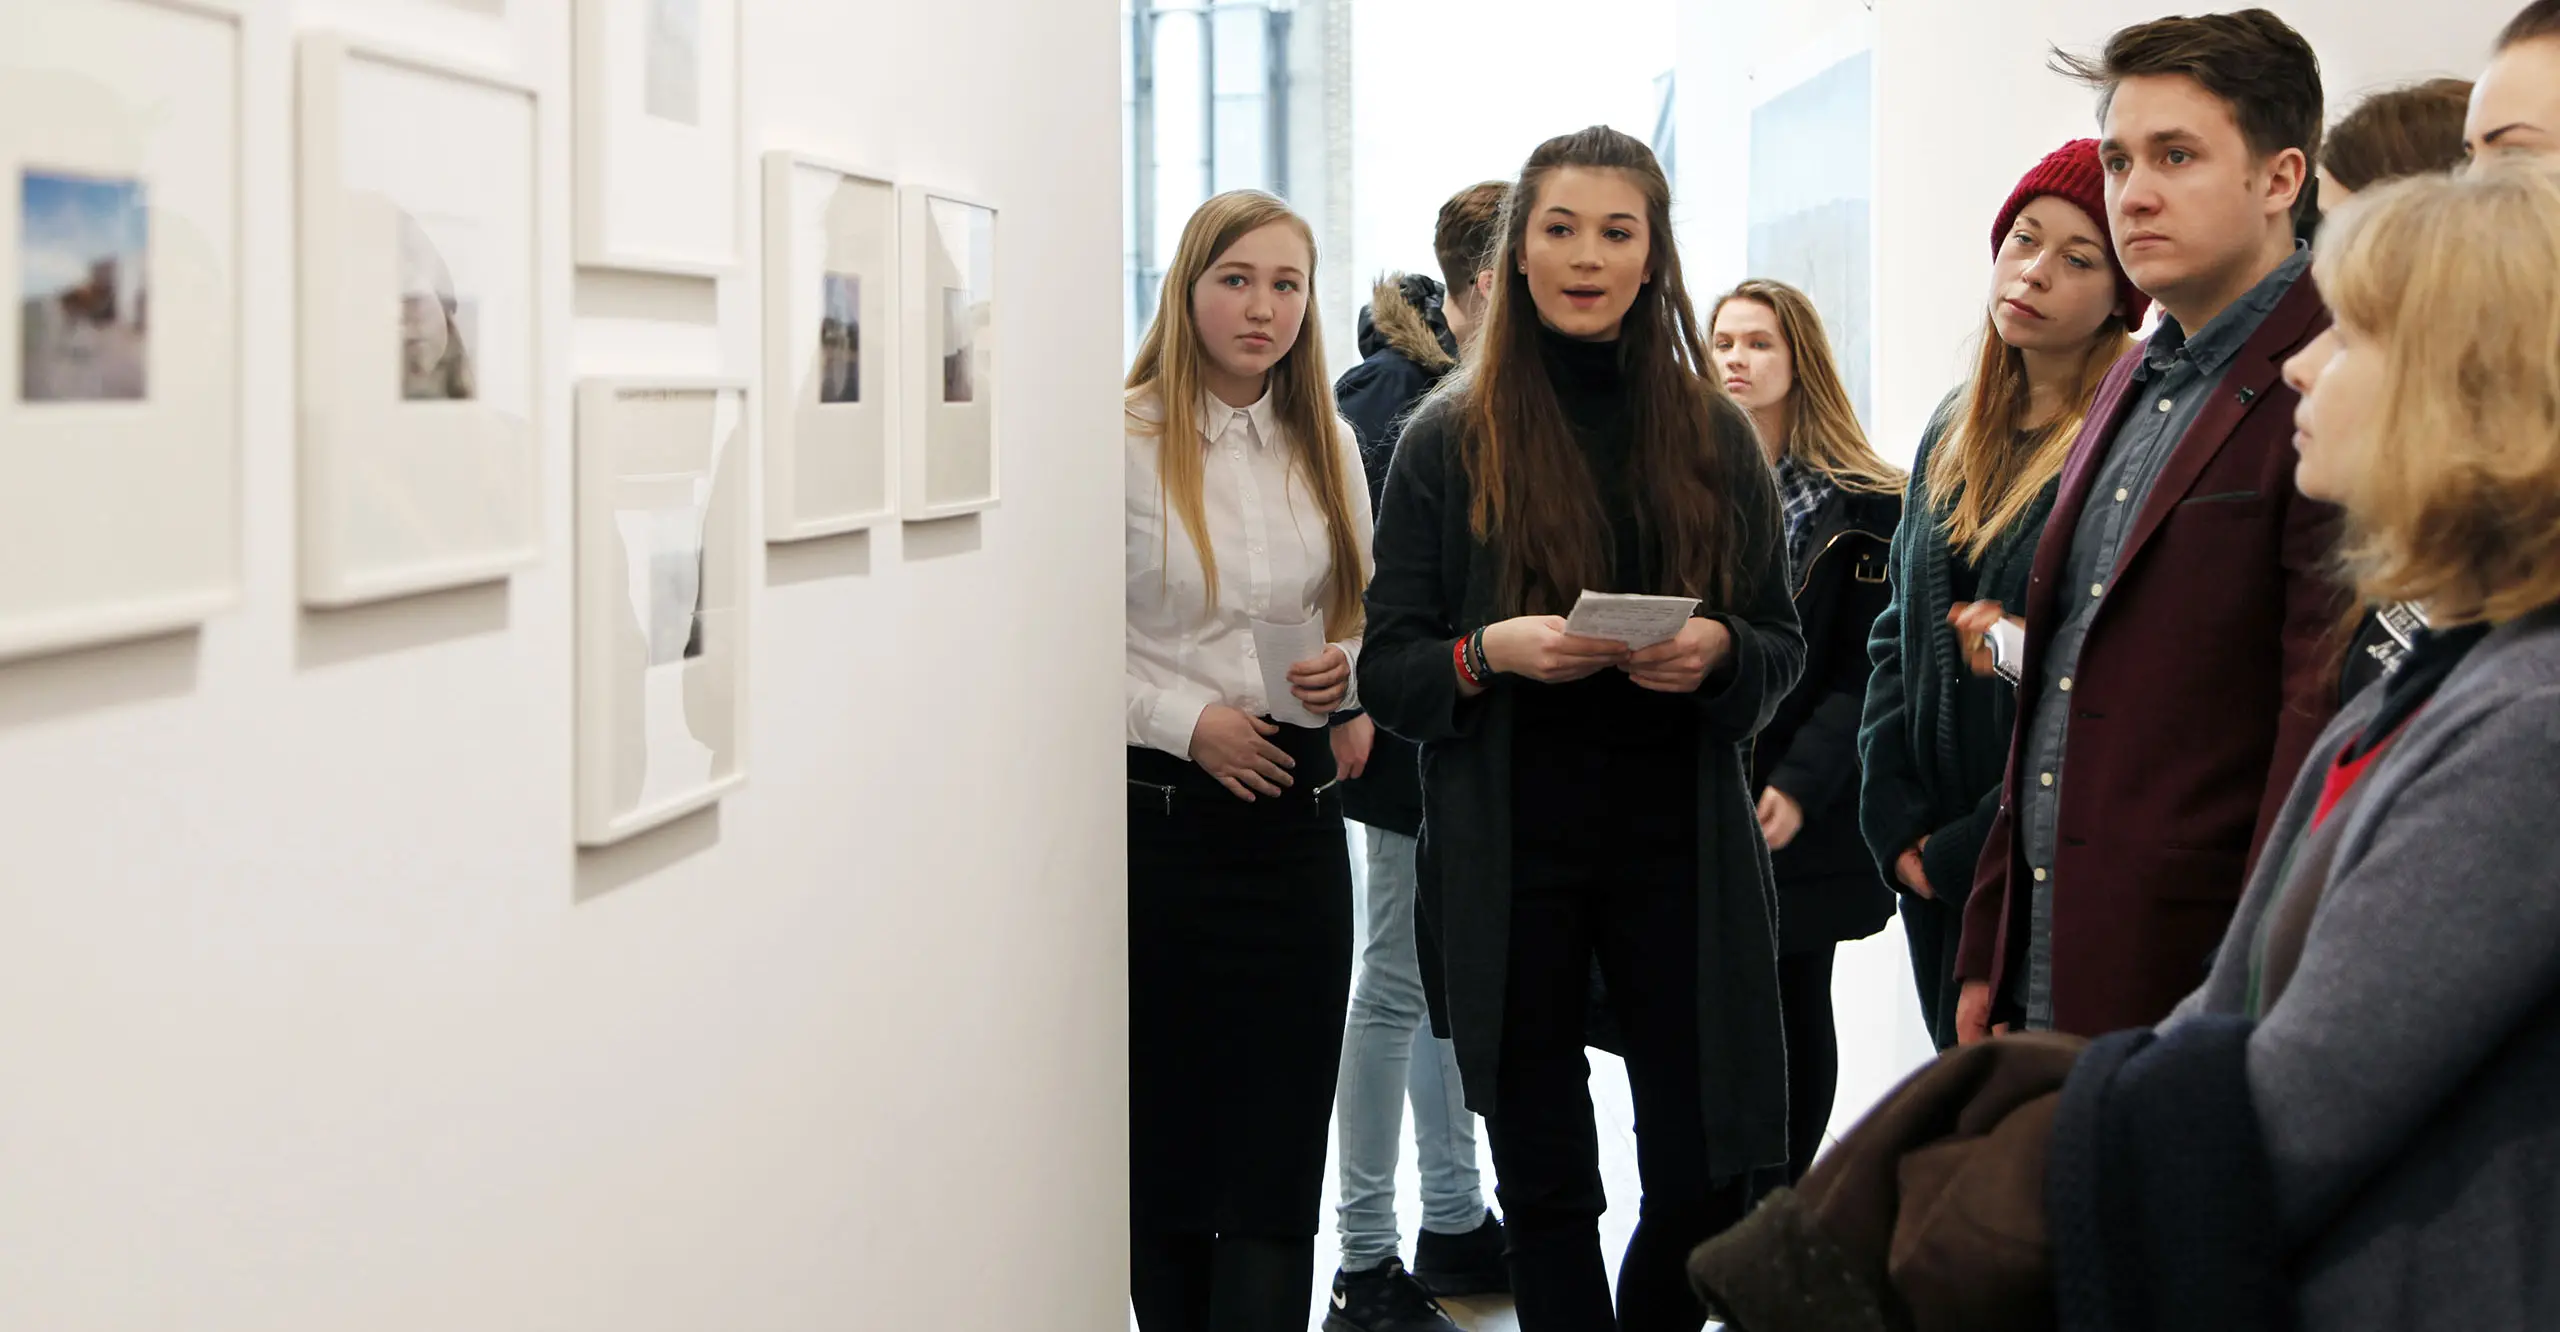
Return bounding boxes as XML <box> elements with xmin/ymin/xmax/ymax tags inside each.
<box><xmin>1711</xmin><ymin>280</ymin><xmax>1903</xmax><ymax>495</ymax></box>
<box><xmin>1925</xmin><ymin>312</ymin><xmax>2133</xmax><ymax>563</ymax></box>
<box><xmin>1125</xmin><ymin>191</ymin><xmax>1366</xmax><ymax>638</ymax></box>
<box><xmin>2313</xmin><ymin>164</ymin><xmax>2560</xmax><ymax>625</ymax></box>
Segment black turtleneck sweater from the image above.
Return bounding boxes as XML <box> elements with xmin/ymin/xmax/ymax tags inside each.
<box><xmin>1510</xmin><ymin>327</ymin><xmax>1699</xmax><ymax>849</ymax></box>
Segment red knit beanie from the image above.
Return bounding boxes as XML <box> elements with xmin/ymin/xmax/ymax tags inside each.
<box><xmin>1991</xmin><ymin>138</ymin><xmax>2150</xmax><ymax>329</ymax></box>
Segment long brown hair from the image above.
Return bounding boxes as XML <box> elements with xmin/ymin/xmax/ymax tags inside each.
<box><xmin>1445</xmin><ymin>125</ymin><xmax>1763</xmax><ymax>615</ymax></box>
<box><xmin>1710</xmin><ymin>280</ymin><xmax>1903</xmax><ymax>495</ymax></box>
<box><xmin>1125</xmin><ymin>191</ymin><xmax>1366</xmax><ymax>638</ymax></box>
<box><xmin>1925</xmin><ymin>311</ymin><xmax>2133</xmax><ymax>562</ymax></box>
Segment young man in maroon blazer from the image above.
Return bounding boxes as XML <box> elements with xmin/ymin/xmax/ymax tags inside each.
<box><xmin>1949</xmin><ymin>8</ymin><xmax>2345</xmax><ymax>1042</ymax></box>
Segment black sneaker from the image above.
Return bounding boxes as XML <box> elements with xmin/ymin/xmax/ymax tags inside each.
<box><xmin>1412</xmin><ymin>1210</ymin><xmax>1510</xmax><ymax>1298</ymax></box>
<box><xmin>1322</xmin><ymin>1257</ymin><xmax>1462</xmax><ymax>1332</ymax></box>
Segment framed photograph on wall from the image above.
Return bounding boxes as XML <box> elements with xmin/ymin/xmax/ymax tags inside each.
<box><xmin>900</xmin><ymin>186</ymin><xmax>997</xmax><ymax>521</ymax></box>
<box><xmin>297</xmin><ymin>33</ymin><xmax>539</xmax><ymax>607</ymax></box>
<box><xmin>574</xmin><ymin>378</ymin><xmax>749</xmax><ymax>847</ymax></box>
<box><xmin>0</xmin><ymin>0</ymin><xmax>241</xmax><ymax>662</ymax></box>
<box><xmin>573</xmin><ymin>0</ymin><xmax>738</xmax><ymax>275</ymax></box>
<box><xmin>759</xmin><ymin>151</ymin><xmax>896</xmax><ymax>541</ymax></box>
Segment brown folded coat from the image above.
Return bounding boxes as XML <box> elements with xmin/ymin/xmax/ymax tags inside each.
<box><xmin>1686</xmin><ymin>1033</ymin><xmax>2088</xmax><ymax>1332</ymax></box>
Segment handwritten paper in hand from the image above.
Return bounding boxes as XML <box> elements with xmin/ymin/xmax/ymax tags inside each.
<box><xmin>1253</xmin><ymin>615</ymin><xmax>1330</xmax><ymax>728</ymax></box>
<box><xmin>1563</xmin><ymin>591</ymin><xmax>1700</xmax><ymax>651</ymax></box>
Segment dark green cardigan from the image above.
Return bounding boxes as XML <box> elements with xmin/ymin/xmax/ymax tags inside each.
<box><xmin>1856</xmin><ymin>393</ymin><xmax>2060</xmax><ymax>1049</ymax></box>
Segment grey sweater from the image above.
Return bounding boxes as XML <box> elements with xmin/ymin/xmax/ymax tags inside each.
<box><xmin>2165</xmin><ymin>603</ymin><xmax>2560</xmax><ymax>1328</ymax></box>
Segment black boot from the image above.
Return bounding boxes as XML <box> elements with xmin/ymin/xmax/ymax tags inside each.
<box><xmin>1322</xmin><ymin>1257</ymin><xmax>1462</xmax><ymax>1332</ymax></box>
<box><xmin>1412</xmin><ymin>1210</ymin><xmax>1511</xmax><ymax>1298</ymax></box>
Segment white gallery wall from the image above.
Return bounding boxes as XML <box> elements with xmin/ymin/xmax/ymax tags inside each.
<box><xmin>0</xmin><ymin>1</ymin><xmax>1128</xmax><ymax>1329</ymax></box>
<box><xmin>1675</xmin><ymin>0</ymin><xmax>2519</xmax><ymax>1157</ymax></box>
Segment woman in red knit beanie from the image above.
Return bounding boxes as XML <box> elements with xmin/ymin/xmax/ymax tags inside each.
<box><xmin>1856</xmin><ymin>138</ymin><xmax>2139</xmax><ymax>1050</ymax></box>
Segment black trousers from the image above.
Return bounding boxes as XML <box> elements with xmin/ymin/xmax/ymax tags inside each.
<box><xmin>1489</xmin><ymin>835</ymin><xmax>1758</xmax><ymax>1332</ymax></box>
<box><xmin>1127</xmin><ymin>731</ymin><xmax>1350</xmax><ymax>1331</ymax></box>
<box><xmin>1777</xmin><ymin>944</ymin><xmax>1839</xmax><ymax>1183</ymax></box>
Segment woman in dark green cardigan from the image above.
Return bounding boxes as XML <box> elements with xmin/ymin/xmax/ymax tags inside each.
<box><xmin>1856</xmin><ymin>140</ymin><xmax>2141</xmax><ymax>1050</ymax></box>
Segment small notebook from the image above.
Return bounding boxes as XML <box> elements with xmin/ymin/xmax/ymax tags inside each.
<box><xmin>1563</xmin><ymin>591</ymin><xmax>1700</xmax><ymax>651</ymax></box>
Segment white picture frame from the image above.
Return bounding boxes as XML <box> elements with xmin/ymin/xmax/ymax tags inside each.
<box><xmin>573</xmin><ymin>0</ymin><xmax>738</xmax><ymax>276</ymax></box>
<box><xmin>899</xmin><ymin>185</ymin><xmax>998</xmax><ymax>521</ymax></box>
<box><xmin>296</xmin><ymin>33</ymin><xmax>540</xmax><ymax>607</ymax></box>
<box><xmin>574</xmin><ymin>377</ymin><xmax>750</xmax><ymax>847</ymax></box>
<box><xmin>760</xmin><ymin>151</ymin><xmax>897</xmax><ymax>541</ymax></box>
<box><xmin>0</xmin><ymin>0</ymin><xmax>242</xmax><ymax>662</ymax></box>
<box><xmin>371</xmin><ymin>0</ymin><xmax>545</xmax><ymax>79</ymax></box>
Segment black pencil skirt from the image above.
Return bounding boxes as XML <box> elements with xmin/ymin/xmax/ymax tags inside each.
<box><xmin>1128</xmin><ymin>723</ymin><xmax>1352</xmax><ymax>1237</ymax></box>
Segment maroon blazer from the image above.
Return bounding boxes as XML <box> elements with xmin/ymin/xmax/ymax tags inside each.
<box><xmin>1956</xmin><ymin>273</ymin><xmax>2343</xmax><ymax>1036</ymax></box>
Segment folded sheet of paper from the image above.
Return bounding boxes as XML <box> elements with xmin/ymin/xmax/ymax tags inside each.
<box><xmin>1253</xmin><ymin>615</ymin><xmax>1332</xmax><ymax>728</ymax></box>
<box><xmin>1563</xmin><ymin>591</ymin><xmax>1701</xmax><ymax>651</ymax></box>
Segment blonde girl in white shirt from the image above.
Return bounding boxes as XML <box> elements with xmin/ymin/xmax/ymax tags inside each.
<box><xmin>1123</xmin><ymin>189</ymin><xmax>1374</xmax><ymax>1332</ymax></box>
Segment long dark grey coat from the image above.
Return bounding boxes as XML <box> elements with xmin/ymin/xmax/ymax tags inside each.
<box><xmin>1357</xmin><ymin>393</ymin><xmax>1805</xmax><ymax>1185</ymax></box>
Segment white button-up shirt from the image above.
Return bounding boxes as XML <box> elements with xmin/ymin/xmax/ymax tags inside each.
<box><xmin>1125</xmin><ymin>387</ymin><xmax>1371</xmax><ymax>759</ymax></box>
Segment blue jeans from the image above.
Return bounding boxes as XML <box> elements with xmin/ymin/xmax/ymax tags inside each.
<box><xmin>1335</xmin><ymin>825</ymin><xmax>1487</xmax><ymax>1271</ymax></box>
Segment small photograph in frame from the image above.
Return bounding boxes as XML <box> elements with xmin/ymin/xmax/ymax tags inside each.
<box><xmin>296</xmin><ymin>33</ymin><xmax>539</xmax><ymax>608</ymax></box>
<box><xmin>940</xmin><ymin>285</ymin><xmax>976</xmax><ymax>404</ymax></box>
<box><xmin>900</xmin><ymin>185</ymin><xmax>997</xmax><ymax>521</ymax></box>
<box><xmin>575</xmin><ymin>0</ymin><xmax>737</xmax><ymax>274</ymax></box>
<box><xmin>19</xmin><ymin>168</ymin><xmax>150</xmax><ymax>403</ymax></box>
<box><xmin>396</xmin><ymin>209</ymin><xmax>477</xmax><ymax>402</ymax></box>
<box><xmin>760</xmin><ymin>151</ymin><xmax>897</xmax><ymax>542</ymax></box>
<box><xmin>818</xmin><ymin>272</ymin><xmax>859</xmax><ymax>404</ymax></box>
<box><xmin>0</xmin><ymin>0</ymin><xmax>242</xmax><ymax>663</ymax></box>
<box><xmin>575</xmin><ymin>378</ymin><xmax>749</xmax><ymax>848</ymax></box>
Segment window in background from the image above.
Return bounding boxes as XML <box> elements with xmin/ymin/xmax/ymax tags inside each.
<box><xmin>1652</xmin><ymin>69</ymin><xmax>1677</xmax><ymax>192</ymax></box>
<box><xmin>1123</xmin><ymin>0</ymin><xmax>1345</xmax><ymax>364</ymax></box>
<box><xmin>1746</xmin><ymin>49</ymin><xmax>1873</xmax><ymax>424</ymax></box>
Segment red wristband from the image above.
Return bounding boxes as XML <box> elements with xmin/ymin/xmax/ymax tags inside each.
<box><xmin>1453</xmin><ymin>635</ymin><xmax>1483</xmax><ymax>687</ymax></box>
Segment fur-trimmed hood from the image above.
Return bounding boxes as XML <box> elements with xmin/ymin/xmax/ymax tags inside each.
<box><xmin>1355</xmin><ymin>272</ymin><xmax>1456</xmax><ymax>374</ymax></box>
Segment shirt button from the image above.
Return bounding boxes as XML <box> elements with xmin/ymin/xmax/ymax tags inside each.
<box><xmin>2157</xmin><ymin>398</ymin><xmax>2174</xmax><ymax>413</ymax></box>
<box><xmin>1243</xmin><ymin>645</ymin><xmax>1256</xmax><ymax>659</ymax></box>
<box><xmin>2091</xmin><ymin>583</ymin><xmax>2105</xmax><ymax>598</ymax></box>
<box><xmin>2059</xmin><ymin>677</ymin><xmax>2073</xmax><ymax>692</ymax></box>
<box><xmin>2115</xmin><ymin>488</ymin><xmax>2130</xmax><ymax>502</ymax></box>
<box><xmin>2041</xmin><ymin>772</ymin><xmax>2054</xmax><ymax>787</ymax></box>
<box><xmin>2034</xmin><ymin>868</ymin><xmax>2049</xmax><ymax>882</ymax></box>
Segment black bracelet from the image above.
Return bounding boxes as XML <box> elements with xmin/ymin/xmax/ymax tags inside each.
<box><xmin>1466</xmin><ymin>627</ymin><xmax>1493</xmax><ymax>682</ymax></box>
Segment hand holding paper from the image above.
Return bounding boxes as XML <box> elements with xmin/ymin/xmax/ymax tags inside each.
<box><xmin>1480</xmin><ymin>616</ymin><xmax>1630</xmax><ymax>685</ymax></box>
<box><xmin>1563</xmin><ymin>591</ymin><xmax>1701</xmax><ymax>651</ymax></box>
<box><xmin>1625</xmin><ymin>615</ymin><xmax>1733</xmax><ymax>694</ymax></box>
<box><xmin>1252</xmin><ymin>616</ymin><xmax>1332</xmax><ymax>727</ymax></box>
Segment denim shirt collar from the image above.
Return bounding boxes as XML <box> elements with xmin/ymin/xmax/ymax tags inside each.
<box><xmin>2139</xmin><ymin>243</ymin><xmax>2312</xmax><ymax>383</ymax></box>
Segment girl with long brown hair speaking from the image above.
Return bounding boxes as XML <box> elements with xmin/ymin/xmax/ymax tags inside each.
<box><xmin>1359</xmin><ymin>126</ymin><xmax>1804</xmax><ymax>1332</ymax></box>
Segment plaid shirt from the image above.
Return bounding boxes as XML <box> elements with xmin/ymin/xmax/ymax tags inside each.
<box><xmin>1772</xmin><ymin>455</ymin><xmax>1834</xmax><ymax>584</ymax></box>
